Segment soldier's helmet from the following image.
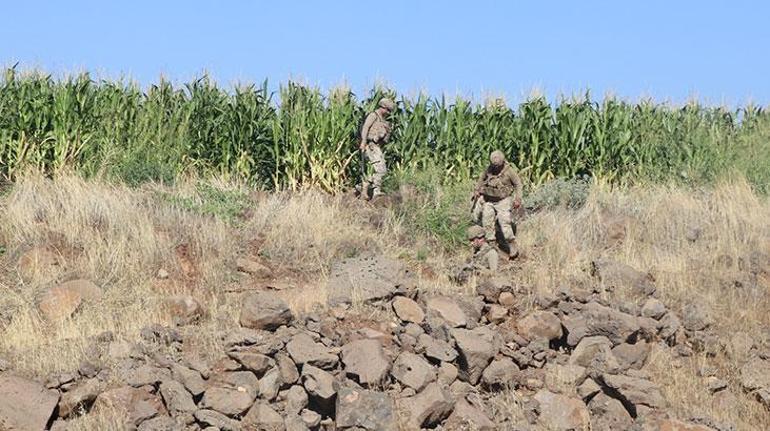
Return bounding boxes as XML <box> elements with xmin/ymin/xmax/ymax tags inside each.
<box><xmin>490</xmin><ymin>150</ymin><xmax>506</xmax><ymax>167</ymax></box>
<box><xmin>378</xmin><ymin>98</ymin><xmax>396</xmax><ymax>111</ymax></box>
<box><xmin>466</xmin><ymin>225</ymin><xmax>486</xmax><ymax>241</ymax></box>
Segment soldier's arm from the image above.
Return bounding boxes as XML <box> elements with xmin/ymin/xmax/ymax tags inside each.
<box><xmin>359</xmin><ymin>113</ymin><xmax>376</xmax><ymax>146</ymax></box>
<box><xmin>474</xmin><ymin>170</ymin><xmax>487</xmax><ymax>194</ymax></box>
<box><xmin>509</xmin><ymin>169</ymin><xmax>523</xmax><ymax>203</ymax></box>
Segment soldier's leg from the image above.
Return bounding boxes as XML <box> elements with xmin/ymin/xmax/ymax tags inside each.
<box><xmin>471</xmin><ymin>196</ymin><xmax>485</xmax><ymax>224</ymax></box>
<box><xmin>481</xmin><ymin>201</ymin><xmax>497</xmax><ymax>242</ymax></box>
<box><xmin>367</xmin><ymin>145</ymin><xmax>387</xmax><ymax>196</ymax></box>
<box><xmin>494</xmin><ymin>198</ymin><xmax>518</xmax><ymax>258</ymax></box>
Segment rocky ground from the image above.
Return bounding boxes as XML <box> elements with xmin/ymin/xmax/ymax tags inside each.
<box><xmin>1</xmin><ymin>175</ymin><xmax>769</xmax><ymax>430</ymax></box>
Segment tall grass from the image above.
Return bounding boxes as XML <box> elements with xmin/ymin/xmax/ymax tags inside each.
<box><xmin>1</xmin><ymin>67</ymin><xmax>768</xmax><ymax>191</ymax></box>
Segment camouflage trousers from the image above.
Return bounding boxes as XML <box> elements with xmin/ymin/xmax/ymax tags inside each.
<box><xmin>474</xmin><ymin>243</ymin><xmax>499</xmax><ymax>272</ymax></box>
<box><xmin>481</xmin><ymin>197</ymin><xmax>514</xmax><ymax>242</ymax></box>
<box><xmin>364</xmin><ymin>143</ymin><xmax>387</xmax><ymax>195</ymax></box>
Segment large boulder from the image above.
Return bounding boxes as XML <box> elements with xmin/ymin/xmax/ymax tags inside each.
<box><xmin>241</xmin><ymin>403</ymin><xmax>285</xmax><ymax>431</ymax></box>
<box><xmin>391</xmin><ymin>352</ymin><xmax>436</xmax><ymax>391</ymax></box>
<box><xmin>418</xmin><ymin>334</ymin><xmax>458</xmax><ymax>363</ymax></box>
<box><xmin>194</xmin><ymin>409</ymin><xmax>241</xmax><ymax>431</ymax></box>
<box><xmin>534</xmin><ymin>390</ymin><xmax>590</xmax><ymax>431</ymax></box>
<box><xmin>569</xmin><ymin>336</ymin><xmax>620</xmax><ymax>373</ymax></box>
<box><xmin>598</xmin><ymin>373</ymin><xmax>668</xmax><ymax>411</ymax></box>
<box><xmin>612</xmin><ymin>341</ymin><xmax>650</xmax><ymax>370</ymax></box>
<box><xmin>562</xmin><ymin>301</ymin><xmax>641</xmax><ymax>346</ymax></box>
<box><xmin>200</xmin><ymin>371</ymin><xmax>259</xmax><ymax>417</ymax></box>
<box><xmin>93</xmin><ymin>386</ymin><xmax>165</xmax><ymax>427</ymax></box>
<box><xmin>740</xmin><ymin>357</ymin><xmax>770</xmax><ymax>392</ymax></box>
<box><xmin>286</xmin><ymin>333</ymin><xmax>339</xmax><ymax>370</ymax></box>
<box><xmin>326</xmin><ymin>255</ymin><xmax>414</xmax><ymax>306</ymax></box>
<box><xmin>681</xmin><ymin>302</ymin><xmax>714</xmax><ymax>332</ymax></box>
<box><xmin>240</xmin><ymin>293</ymin><xmax>293</xmax><ymax>330</ymax></box>
<box><xmin>591</xmin><ymin>258</ymin><xmax>656</xmax><ymax>297</ymax></box>
<box><xmin>444</xmin><ymin>399</ymin><xmax>496</xmax><ymax>431</ymax></box>
<box><xmin>399</xmin><ymin>383</ymin><xmax>455</xmax><ymax>429</ymax></box>
<box><xmin>159</xmin><ymin>379</ymin><xmax>196</xmax><ymax>415</ymax></box>
<box><xmin>38</xmin><ymin>279</ymin><xmax>102</xmax><ymax>321</ymax></box>
<box><xmin>170</xmin><ymin>364</ymin><xmax>207</xmax><ymax>397</ymax></box>
<box><xmin>58</xmin><ymin>378</ymin><xmax>105</xmax><ymax>418</ymax></box>
<box><xmin>164</xmin><ymin>294</ymin><xmax>204</xmax><ymax>325</ymax></box>
<box><xmin>516</xmin><ymin>311</ymin><xmax>563</xmax><ymax>342</ymax></box>
<box><xmin>426</xmin><ymin>296</ymin><xmax>470</xmax><ymax>328</ymax></box>
<box><xmin>336</xmin><ymin>387</ymin><xmax>396</xmax><ymax>430</ymax></box>
<box><xmin>588</xmin><ymin>392</ymin><xmax>634</xmax><ymax>430</ymax></box>
<box><xmin>392</xmin><ymin>296</ymin><xmax>425</xmax><ymax>324</ymax></box>
<box><xmin>451</xmin><ymin>327</ymin><xmax>500</xmax><ymax>385</ymax></box>
<box><xmin>341</xmin><ymin>339</ymin><xmax>390</xmax><ymax>386</ymax></box>
<box><xmin>481</xmin><ymin>357</ymin><xmax>519</xmax><ymax>389</ymax></box>
<box><xmin>0</xmin><ymin>374</ymin><xmax>60</xmax><ymax>430</ymax></box>
<box><xmin>301</xmin><ymin>365</ymin><xmax>337</xmax><ymax>414</ymax></box>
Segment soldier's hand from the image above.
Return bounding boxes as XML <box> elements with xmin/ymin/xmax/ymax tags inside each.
<box><xmin>513</xmin><ymin>197</ymin><xmax>522</xmax><ymax>209</ymax></box>
<box><xmin>473</xmin><ymin>190</ymin><xmax>480</xmax><ymax>199</ymax></box>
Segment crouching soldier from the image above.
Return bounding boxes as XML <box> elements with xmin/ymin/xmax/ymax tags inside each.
<box><xmin>474</xmin><ymin>150</ymin><xmax>523</xmax><ymax>259</ymax></box>
<box><xmin>454</xmin><ymin>225</ymin><xmax>500</xmax><ymax>284</ymax></box>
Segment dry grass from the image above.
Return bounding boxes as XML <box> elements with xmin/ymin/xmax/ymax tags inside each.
<box><xmin>0</xmin><ymin>174</ymin><xmax>768</xmax><ymax>429</ymax></box>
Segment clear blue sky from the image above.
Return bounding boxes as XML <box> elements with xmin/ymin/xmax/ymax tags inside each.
<box><xmin>2</xmin><ymin>1</ymin><xmax>769</xmax><ymax>105</ymax></box>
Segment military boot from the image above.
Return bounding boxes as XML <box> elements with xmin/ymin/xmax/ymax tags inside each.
<box><xmin>358</xmin><ymin>182</ymin><xmax>370</xmax><ymax>200</ymax></box>
<box><xmin>507</xmin><ymin>239</ymin><xmax>519</xmax><ymax>260</ymax></box>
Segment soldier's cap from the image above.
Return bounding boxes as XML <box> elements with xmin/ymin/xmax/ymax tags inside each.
<box><xmin>378</xmin><ymin>98</ymin><xmax>396</xmax><ymax>111</ymax></box>
<box><xmin>490</xmin><ymin>150</ymin><xmax>506</xmax><ymax>166</ymax></box>
<box><xmin>466</xmin><ymin>225</ymin><xmax>486</xmax><ymax>240</ymax></box>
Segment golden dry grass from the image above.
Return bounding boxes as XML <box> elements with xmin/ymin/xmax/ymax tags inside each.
<box><xmin>0</xmin><ymin>174</ymin><xmax>769</xmax><ymax>429</ymax></box>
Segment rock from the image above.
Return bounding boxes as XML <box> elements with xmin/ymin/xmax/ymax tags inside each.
<box><xmin>544</xmin><ymin>364</ymin><xmax>587</xmax><ymax>393</ymax></box>
<box><xmin>123</xmin><ymin>365</ymin><xmax>169</xmax><ymax>387</ymax></box>
<box><xmin>739</xmin><ymin>357</ymin><xmax>770</xmax><ymax>392</ymax></box>
<box><xmin>481</xmin><ymin>357</ymin><xmax>519</xmax><ymax>389</ymax></box>
<box><xmin>171</xmin><ymin>364</ymin><xmax>207</xmax><ymax>397</ymax></box>
<box><xmin>17</xmin><ymin>246</ymin><xmax>61</xmax><ymax>276</ymax></box>
<box><xmin>341</xmin><ymin>339</ymin><xmax>391</xmax><ymax>386</ymax></box>
<box><xmin>286</xmin><ymin>333</ymin><xmax>339</xmax><ymax>370</ymax></box>
<box><xmin>591</xmin><ymin>258</ymin><xmax>656</xmax><ymax>297</ymax></box>
<box><xmin>516</xmin><ymin>311</ymin><xmax>563</xmax><ymax>342</ymax></box>
<box><xmin>399</xmin><ymin>383</ymin><xmax>455</xmax><ymax>429</ymax></box>
<box><xmin>284</xmin><ymin>414</ymin><xmax>310</xmax><ymax>431</ymax></box>
<box><xmin>486</xmin><ymin>304</ymin><xmax>508</xmax><ymax>324</ymax></box>
<box><xmin>476</xmin><ymin>278</ymin><xmax>503</xmax><ymax>303</ymax></box>
<box><xmin>194</xmin><ymin>409</ymin><xmax>241</xmax><ymax>431</ymax></box>
<box><xmin>201</xmin><ymin>371</ymin><xmax>259</xmax><ymax>417</ymax></box>
<box><xmin>276</xmin><ymin>353</ymin><xmax>299</xmax><ymax>385</ymax></box>
<box><xmin>452</xmin><ymin>327</ymin><xmax>500</xmax><ymax>385</ymax></box>
<box><xmin>284</xmin><ymin>385</ymin><xmax>309</xmax><ymax>415</ymax></box>
<box><xmin>654</xmin><ymin>418</ymin><xmax>715</xmax><ymax>431</ymax></box>
<box><xmin>299</xmin><ymin>409</ymin><xmax>322</xmax><ymax>428</ymax></box>
<box><xmin>659</xmin><ymin>312</ymin><xmax>682</xmax><ymax>341</ymax></box>
<box><xmin>426</xmin><ymin>296</ymin><xmax>469</xmax><ymax>328</ymax></box>
<box><xmin>562</xmin><ymin>301</ymin><xmax>641</xmax><ymax>346</ymax></box>
<box><xmin>160</xmin><ymin>379</ymin><xmax>196</xmax><ymax>415</ymax></box>
<box><xmin>418</xmin><ymin>334</ymin><xmax>458</xmax><ymax>362</ymax></box>
<box><xmin>391</xmin><ymin>352</ymin><xmax>436</xmax><ymax>391</ymax></box>
<box><xmin>242</xmin><ymin>403</ymin><xmax>285</xmax><ymax>431</ymax></box>
<box><xmin>38</xmin><ymin>279</ymin><xmax>102</xmax><ymax>321</ymax></box>
<box><xmin>165</xmin><ymin>294</ymin><xmax>204</xmax><ymax>325</ymax></box>
<box><xmin>259</xmin><ymin>367</ymin><xmax>282</xmax><ymax>401</ymax></box>
<box><xmin>577</xmin><ymin>378</ymin><xmax>601</xmax><ymax>400</ymax></box>
<box><xmin>444</xmin><ymin>399</ymin><xmax>496</xmax><ymax>431</ymax></box>
<box><xmin>588</xmin><ymin>392</ymin><xmax>634</xmax><ymax>430</ymax></box>
<box><xmin>93</xmin><ymin>386</ymin><xmax>165</xmax><ymax>426</ymax></box>
<box><xmin>569</xmin><ymin>336</ymin><xmax>620</xmax><ymax>373</ymax></box>
<box><xmin>498</xmin><ymin>291</ymin><xmax>515</xmax><ymax>307</ymax></box>
<box><xmin>236</xmin><ymin>257</ymin><xmax>273</xmax><ymax>278</ymax></box>
<box><xmin>336</xmin><ymin>387</ymin><xmax>396</xmax><ymax>430</ymax></box>
<box><xmin>0</xmin><ymin>374</ymin><xmax>60</xmax><ymax>430</ymax></box>
<box><xmin>240</xmin><ymin>293</ymin><xmax>293</xmax><ymax>331</ymax></box>
<box><xmin>58</xmin><ymin>378</ymin><xmax>105</xmax><ymax>418</ymax></box>
<box><xmin>598</xmin><ymin>373</ymin><xmax>667</xmax><ymax>411</ymax></box>
<box><xmin>707</xmin><ymin>377</ymin><xmax>728</xmax><ymax>394</ymax></box>
<box><xmin>438</xmin><ymin>362</ymin><xmax>458</xmax><ymax>385</ymax></box>
<box><xmin>136</xmin><ymin>415</ymin><xmax>181</xmax><ymax>431</ymax></box>
<box><xmin>641</xmin><ymin>298</ymin><xmax>667</xmax><ymax>320</ymax></box>
<box><xmin>392</xmin><ymin>296</ymin><xmax>425</xmax><ymax>324</ymax></box>
<box><xmin>228</xmin><ymin>350</ymin><xmax>275</xmax><ymax>375</ymax></box>
<box><xmin>682</xmin><ymin>302</ymin><xmax>714</xmax><ymax>332</ymax></box>
<box><xmin>301</xmin><ymin>365</ymin><xmax>337</xmax><ymax>413</ymax></box>
<box><xmin>726</xmin><ymin>331</ymin><xmax>754</xmax><ymax>361</ymax></box>
<box><xmin>326</xmin><ymin>255</ymin><xmax>413</xmax><ymax>306</ymax></box>
<box><xmin>533</xmin><ymin>390</ymin><xmax>590</xmax><ymax>431</ymax></box>
<box><xmin>612</xmin><ymin>341</ymin><xmax>650</xmax><ymax>370</ymax></box>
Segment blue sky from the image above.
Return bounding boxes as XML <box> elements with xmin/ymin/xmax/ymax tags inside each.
<box><xmin>2</xmin><ymin>1</ymin><xmax>769</xmax><ymax>105</ymax></box>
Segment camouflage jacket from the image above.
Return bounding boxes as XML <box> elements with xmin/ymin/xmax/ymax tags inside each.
<box><xmin>360</xmin><ymin>111</ymin><xmax>392</xmax><ymax>145</ymax></box>
<box><xmin>475</xmin><ymin>163</ymin><xmax>523</xmax><ymax>201</ymax></box>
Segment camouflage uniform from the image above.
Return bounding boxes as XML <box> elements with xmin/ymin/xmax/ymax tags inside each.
<box><xmin>454</xmin><ymin>225</ymin><xmax>499</xmax><ymax>283</ymax></box>
<box><xmin>475</xmin><ymin>151</ymin><xmax>523</xmax><ymax>257</ymax></box>
<box><xmin>359</xmin><ymin>98</ymin><xmax>395</xmax><ymax>197</ymax></box>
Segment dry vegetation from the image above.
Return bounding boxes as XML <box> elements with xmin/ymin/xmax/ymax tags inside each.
<box><xmin>0</xmin><ymin>174</ymin><xmax>769</xmax><ymax>429</ymax></box>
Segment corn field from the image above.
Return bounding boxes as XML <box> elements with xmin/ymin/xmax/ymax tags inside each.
<box><xmin>1</xmin><ymin>68</ymin><xmax>769</xmax><ymax>191</ymax></box>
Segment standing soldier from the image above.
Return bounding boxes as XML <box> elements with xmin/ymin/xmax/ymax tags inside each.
<box><xmin>358</xmin><ymin>97</ymin><xmax>395</xmax><ymax>200</ymax></box>
<box><xmin>473</xmin><ymin>150</ymin><xmax>523</xmax><ymax>259</ymax></box>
